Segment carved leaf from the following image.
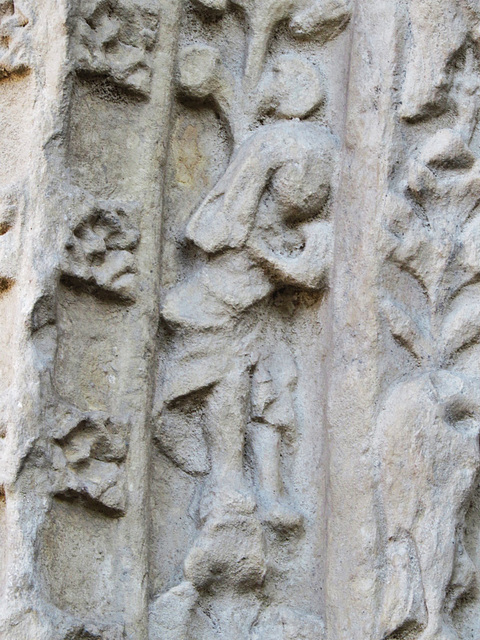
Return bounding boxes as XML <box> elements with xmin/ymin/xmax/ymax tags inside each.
<box><xmin>419</xmin><ymin>128</ymin><xmax>475</xmax><ymax>171</ymax></box>
<box><xmin>442</xmin><ymin>298</ymin><xmax>480</xmax><ymax>359</ymax></box>
<box><xmin>289</xmin><ymin>0</ymin><xmax>352</xmax><ymax>41</ymax></box>
<box><xmin>154</xmin><ymin>387</ymin><xmax>211</xmax><ymax>476</ymax></box>
<box><xmin>382</xmin><ymin>297</ymin><xmax>432</xmax><ymax>361</ymax></box>
<box><xmin>154</xmin><ymin>409</ymin><xmax>210</xmax><ymax>476</ymax></box>
<box><xmin>0</xmin><ymin>0</ymin><xmax>30</xmax><ymax>79</ymax></box>
<box><xmin>72</xmin><ymin>0</ymin><xmax>158</xmax><ymax>95</ymax></box>
<box><xmin>401</xmin><ymin>0</ymin><xmax>469</xmax><ymax>121</ymax></box>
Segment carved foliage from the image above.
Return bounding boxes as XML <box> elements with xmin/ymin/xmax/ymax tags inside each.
<box><xmin>62</xmin><ymin>198</ymin><xmax>140</xmax><ymax>303</ymax></box>
<box><xmin>376</xmin><ymin>33</ymin><xmax>480</xmax><ymax>640</ymax></box>
<box><xmin>71</xmin><ymin>0</ymin><xmax>159</xmax><ymax>96</ymax></box>
<box><xmin>0</xmin><ymin>183</ymin><xmax>22</xmax><ymax>296</ymax></box>
<box><xmin>192</xmin><ymin>0</ymin><xmax>351</xmax><ymax>86</ymax></box>
<box><xmin>52</xmin><ymin>405</ymin><xmax>128</xmax><ymax>516</ymax></box>
<box><xmin>377</xmin><ymin>88</ymin><xmax>480</xmax><ymax>640</ymax></box>
<box><xmin>0</xmin><ymin>0</ymin><xmax>29</xmax><ymax>78</ymax></box>
<box><xmin>383</xmin><ymin>129</ymin><xmax>480</xmax><ymax>367</ymax></box>
<box><xmin>176</xmin><ymin>21</ymin><xmax>340</xmax><ymax>143</ymax></box>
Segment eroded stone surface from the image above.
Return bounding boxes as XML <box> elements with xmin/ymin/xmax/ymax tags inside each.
<box><xmin>1</xmin><ymin>1</ymin><xmax>480</xmax><ymax>639</ymax></box>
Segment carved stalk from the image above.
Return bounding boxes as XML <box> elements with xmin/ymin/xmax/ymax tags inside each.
<box><xmin>132</xmin><ymin>1</ymin><xmax>184</xmax><ymax>637</ymax></box>
<box><xmin>373</xmin><ymin>3</ymin><xmax>480</xmax><ymax>639</ymax></box>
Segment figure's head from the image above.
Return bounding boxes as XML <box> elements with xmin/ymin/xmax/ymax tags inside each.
<box><xmin>176</xmin><ymin>44</ymin><xmax>222</xmax><ymax>100</ymax></box>
<box><xmin>258</xmin><ymin>54</ymin><xmax>325</xmax><ymax>120</ymax></box>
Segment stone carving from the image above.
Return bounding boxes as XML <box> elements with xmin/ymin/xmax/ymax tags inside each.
<box><xmin>159</xmin><ymin>0</ymin><xmax>340</xmax><ymax>523</ymax></box>
<box><xmin>0</xmin><ymin>0</ymin><xmax>29</xmax><ymax>79</ymax></box>
<box><xmin>402</xmin><ymin>0</ymin><xmax>480</xmax><ymax>121</ymax></box>
<box><xmin>156</xmin><ymin>120</ymin><xmax>335</xmax><ymax>621</ymax></box>
<box><xmin>62</xmin><ymin>197</ymin><xmax>140</xmax><ymax>303</ymax></box>
<box><xmin>0</xmin><ymin>184</ymin><xmax>21</xmax><ymax>295</ymax></box>
<box><xmin>13</xmin><ymin>0</ymin><xmax>480</xmax><ymax>637</ymax></box>
<box><xmin>375</xmin><ymin>25</ymin><xmax>480</xmax><ymax>633</ymax></box>
<box><xmin>150</xmin><ymin>0</ymin><xmax>351</xmax><ymax>637</ymax></box>
<box><xmin>371</xmin><ymin>9</ymin><xmax>480</xmax><ymax>638</ymax></box>
<box><xmin>71</xmin><ymin>0</ymin><xmax>159</xmax><ymax>96</ymax></box>
<box><xmin>191</xmin><ymin>0</ymin><xmax>350</xmax><ymax>87</ymax></box>
<box><xmin>377</xmin><ymin>129</ymin><xmax>480</xmax><ymax>639</ymax></box>
<box><xmin>159</xmin><ymin>122</ymin><xmax>335</xmax><ymax>524</ymax></box>
<box><xmin>52</xmin><ymin>406</ymin><xmax>128</xmax><ymax>515</ymax></box>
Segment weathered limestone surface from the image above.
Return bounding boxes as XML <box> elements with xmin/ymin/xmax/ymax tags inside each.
<box><xmin>1</xmin><ymin>1</ymin><xmax>480</xmax><ymax>639</ymax></box>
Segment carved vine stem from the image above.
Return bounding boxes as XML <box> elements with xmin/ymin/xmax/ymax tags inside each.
<box><xmin>376</xmin><ymin>20</ymin><xmax>480</xmax><ymax>640</ymax></box>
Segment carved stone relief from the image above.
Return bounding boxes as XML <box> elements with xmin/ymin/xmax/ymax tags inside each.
<box><xmin>71</xmin><ymin>0</ymin><xmax>160</xmax><ymax>96</ymax></box>
<box><xmin>374</xmin><ymin>5</ymin><xmax>480</xmax><ymax>640</ymax></box>
<box><xmin>149</xmin><ymin>1</ymin><xmax>351</xmax><ymax>638</ymax></box>
<box><xmin>3</xmin><ymin>1</ymin><xmax>480</xmax><ymax>640</ymax></box>
<box><xmin>0</xmin><ymin>0</ymin><xmax>30</xmax><ymax>78</ymax></box>
<box><xmin>62</xmin><ymin>195</ymin><xmax>141</xmax><ymax>303</ymax></box>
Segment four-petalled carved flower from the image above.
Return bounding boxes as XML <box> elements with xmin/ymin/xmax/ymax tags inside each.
<box><xmin>63</xmin><ymin>199</ymin><xmax>140</xmax><ymax>303</ymax></box>
<box><xmin>72</xmin><ymin>0</ymin><xmax>158</xmax><ymax>95</ymax></box>
<box><xmin>52</xmin><ymin>408</ymin><xmax>128</xmax><ymax>516</ymax></box>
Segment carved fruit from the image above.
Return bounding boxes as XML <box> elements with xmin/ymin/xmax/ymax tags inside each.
<box><xmin>375</xmin><ymin>371</ymin><xmax>480</xmax><ymax>638</ymax></box>
<box><xmin>184</xmin><ymin>514</ymin><xmax>267</xmax><ymax>591</ymax></box>
<box><xmin>177</xmin><ymin>44</ymin><xmax>221</xmax><ymax>100</ymax></box>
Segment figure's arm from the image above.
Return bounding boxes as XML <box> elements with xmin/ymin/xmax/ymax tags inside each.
<box><xmin>185</xmin><ymin>123</ymin><xmax>307</xmax><ymax>255</ymax></box>
<box><xmin>186</xmin><ymin>130</ymin><xmax>278</xmax><ymax>254</ymax></box>
<box><xmin>246</xmin><ymin>220</ymin><xmax>333</xmax><ymax>290</ymax></box>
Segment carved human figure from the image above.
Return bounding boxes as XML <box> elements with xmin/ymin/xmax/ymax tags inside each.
<box><xmin>160</xmin><ymin>116</ymin><xmax>336</xmax><ymax>527</ymax></box>
<box><xmin>155</xmin><ymin>21</ymin><xmax>340</xmax><ymax>545</ymax></box>
<box><xmin>154</xmin><ymin>46</ymin><xmax>339</xmax><ymax>553</ymax></box>
<box><xmin>150</xmin><ymin>4</ymin><xmax>349</xmax><ymax>637</ymax></box>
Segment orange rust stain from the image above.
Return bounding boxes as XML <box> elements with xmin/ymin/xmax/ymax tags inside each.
<box><xmin>174</xmin><ymin>122</ymin><xmax>208</xmax><ymax>190</ymax></box>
